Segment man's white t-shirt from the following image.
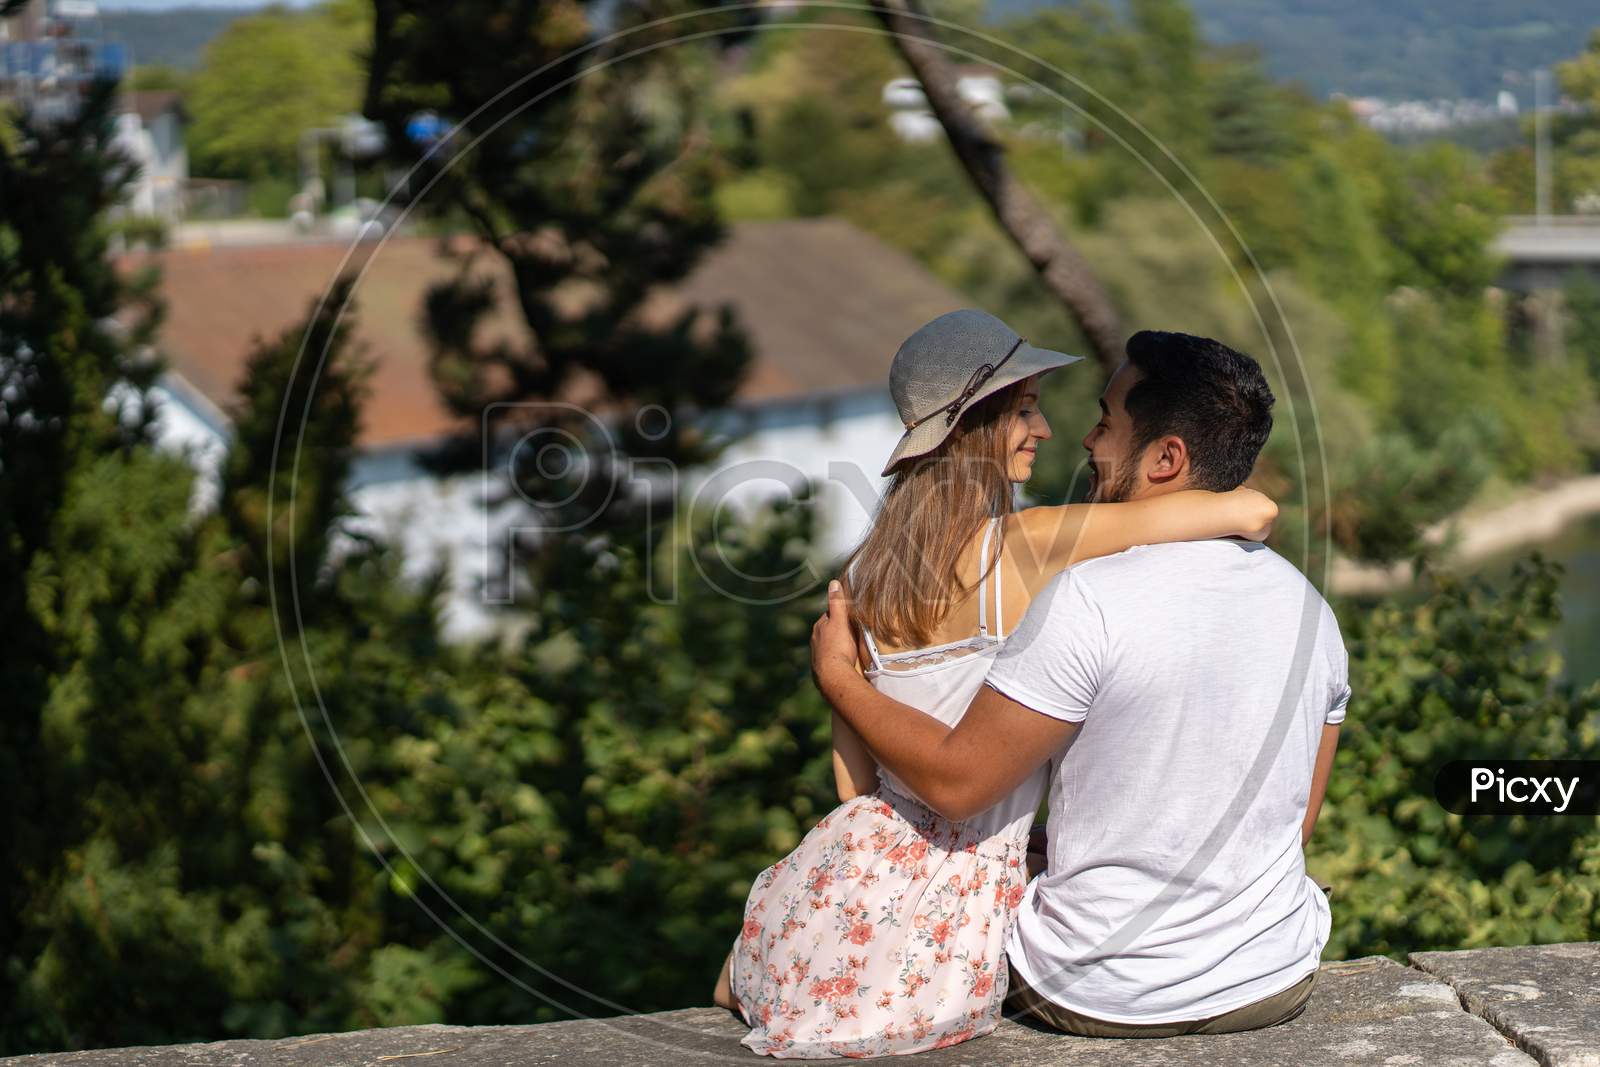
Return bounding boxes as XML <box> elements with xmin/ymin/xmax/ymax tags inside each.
<box><xmin>986</xmin><ymin>538</ymin><xmax>1350</xmax><ymax>1025</ymax></box>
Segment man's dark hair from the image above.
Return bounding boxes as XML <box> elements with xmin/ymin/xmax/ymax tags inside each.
<box><xmin>1122</xmin><ymin>330</ymin><xmax>1274</xmax><ymax>492</ymax></box>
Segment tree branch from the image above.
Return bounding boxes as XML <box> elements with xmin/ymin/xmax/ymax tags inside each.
<box><xmin>870</xmin><ymin>0</ymin><xmax>1124</xmax><ymax>372</ymax></box>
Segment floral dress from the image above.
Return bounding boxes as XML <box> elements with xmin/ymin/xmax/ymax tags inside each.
<box><xmin>729</xmin><ymin>520</ymin><xmax>1049</xmax><ymax>1058</ymax></box>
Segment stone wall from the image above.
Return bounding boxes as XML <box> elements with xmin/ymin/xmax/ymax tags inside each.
<box><xmin>6</xmin><ymin>943</ymin><xmax>1596</xmax><ymax>1067</ymax></box>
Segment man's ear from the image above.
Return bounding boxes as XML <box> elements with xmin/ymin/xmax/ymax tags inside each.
<box><xmin>1145</xmin><ymin>434</ymin><xmax>1189</xmax><ymax>485</ymax></box>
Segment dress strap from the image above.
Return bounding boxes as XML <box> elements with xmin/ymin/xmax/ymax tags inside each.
<box><xmin>847</xmin><ymin>554</ymin><xmax>886</xmax><ymax>672</ymax></box>
<box><xmin>860</xmin><ymin>626</ymin><xmax>886</xmax><ymax>672</ymax></box>
<box><xmin>977</xmin><ymin>517</ymin><xmax>996</xmax><ymax>638</ymax></box>
<box><xmin>993</xmin><ymin>517</ymin><xmax>1005</xmax><ymax>641</ymax></box>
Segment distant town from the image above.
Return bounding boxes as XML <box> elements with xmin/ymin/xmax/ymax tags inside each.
<box><xmin>1344</xmin><ymin>89</ymin><xmax>1586</xmax><ymax>136</ymax></box>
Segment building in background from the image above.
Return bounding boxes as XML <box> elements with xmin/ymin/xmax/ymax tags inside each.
<box><xmin>0</xmin><ymin>0</ymin><xmax>126</xmax><ymax>125</ymax></box>
<box><xmin>0</xmin><ymin>0</ymin><xmax>44</xmax><ymax>44</ymax></box>
<box><xmin>3</xmin><ymin>2</ymin><xmax>181</xmax><ymax>221</ymax></box>
<box><xmin>114</xmin><ymin>218</ymin><xmax>973</xmax><ymax>642</ymax></box>
<box><xmin>882</xmin><ymin>64</ymin><xmax>1009</xmax><ymax>143</ymax></box>
<box><xmin>113</xmin><ymin>89</ymin><xmax>188</xmax><ymax>221</ymax></box>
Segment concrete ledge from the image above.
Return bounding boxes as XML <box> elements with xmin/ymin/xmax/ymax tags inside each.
<box><xmin>1411</xmin><ymin>942</ymin><xmax>1600</xmax><ymax>1067</ymax></box>
<box><xmin>8</xmin><ymin>948</ymin><xmax>1592</xmax><ymax>1066</ymax></box>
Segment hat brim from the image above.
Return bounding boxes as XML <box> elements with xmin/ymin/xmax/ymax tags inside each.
<box><xmin>879</xmin><ymin>343</ymin><xmax>1085</xmax><ymax>477</ymax></box>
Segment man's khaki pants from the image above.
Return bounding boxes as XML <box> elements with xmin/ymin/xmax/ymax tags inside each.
<box><xmin>1004</xmin><ymin>964</ymin><xmax>1317</xmax><ymax>1039</ymax></box>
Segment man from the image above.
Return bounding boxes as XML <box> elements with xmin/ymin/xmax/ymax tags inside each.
<box><xmin>810</xmin><ymin>330</ymin><xmax>1348</xmax><ymax>1038</ymax></box>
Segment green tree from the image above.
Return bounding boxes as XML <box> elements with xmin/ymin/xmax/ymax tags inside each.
<box><xmin>1556</xmin><ymin>29</ymin><xmax>1600</xmax><ymax>110</ymax></box>
<box><xmin>1</xmin><ymin>251</ymin><xmax>407</xmax><ymax>1050</ymax></box>
<box><xmin>1372</xmin><ymin>142</ymin><xmax>1506</xmax><ymax>297</ymax></box>
<box><xmin>0</xmin><ymin>69</ymin><xmax>422</xmax><ymax>1051</ymax></box>
<box><xmin>186</xmin><ymin>0</ymin><xmax>369</xmax><ymax>179</ymax></box>
<box><xmin>1</xmin><ymin>74</ymin><xmax>161</xmax><ymax>1027</ymax></box>
<box><xmin>722</xmin><ymin>6</ymin><xmax>923</xmax><ymax>217</ymax></box>
<box><xmin>362</xmin><ymin>0</ymin><xmax>760</xmax><ymax>589</ymax></box>
<box><xmin>1567</xmin><ymin>270</ymin><xmax>1600</xmax><ymax>386</ymax></box>
<box><xmin>346</xmin><ymin>501</ymin><xmax>837</xmax><ymax>1022</ymax></box>
<box><xmin>1487</xmin><ymin>29</ymin><xmax>1600</xmax><ymax>214</ymax></box>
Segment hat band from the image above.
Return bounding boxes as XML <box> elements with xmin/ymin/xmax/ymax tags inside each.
<box><xmin>901</xmin><ymin>336</ymin><xmax>1027</xmax><ymax>432</ymax></box>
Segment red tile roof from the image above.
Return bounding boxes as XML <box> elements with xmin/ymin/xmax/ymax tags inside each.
<box><xmin>116</xmin><ymin>218</ymin><xmax>970</xmax><ymax>449</ymax></box>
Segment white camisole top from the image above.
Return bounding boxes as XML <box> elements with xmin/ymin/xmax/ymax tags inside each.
<box><xmin>855</xmin><ymin>517</ymin><xmax>1049</xmax><ymax>839</ymax></box>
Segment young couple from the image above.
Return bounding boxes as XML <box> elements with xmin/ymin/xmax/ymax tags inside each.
<box><xmin>712</xmin><ymin>309</ymin><xmax>1349</xmax><ymax>1058</ymax></box>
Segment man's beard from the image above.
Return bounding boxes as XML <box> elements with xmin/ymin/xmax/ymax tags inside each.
<box><xmin>1092</xmin><ymin>455</ymin><xmax>1141</xmax><ymax>503</ymax></box>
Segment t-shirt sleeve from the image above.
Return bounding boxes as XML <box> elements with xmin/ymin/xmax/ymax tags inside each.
<box><xmin>984</xmin><ymin>569</ymin><xmax>1107</xmax><ymax>723</ymax></box>
<box><xmin>1326</xmin><ymin>678</ymin><xmax>1350</xmax><ymax>724</ymax></box>
<box><xmin>1325</xmin><ymin>612</ymin><xmax>1350</xmax><ymax>726</ymax></box>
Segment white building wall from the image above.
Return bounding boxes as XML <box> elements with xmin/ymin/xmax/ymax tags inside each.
<box><xmin>343</xmin><ymin>460</ymin><xmax>512</xmax><ymax>644</ymax></box>
<box><xmin>695</xmin><ymin>388</ymin><xmax>902</xmax><ymax>560</ymax></box>
<box><xmin>145</xmin><ymin>379</ymin><xmax>903</xmax><ymax>645</ymax></box>
<box><xmin>111</xmin><ymin>371</ymin><xmax>230</xmax><ymax>516</ymax></box>
<box><xmin>882</xmin><ymin>74</ymin><xmax>1010</xmax><ymax>143</ymax></box>
<box><xmin>148</xmin><ymin>110</ymin><xmax>187</xmax><ymax>220</ymax></box>
<box><xmin>110</xmin><ymin>109</ymin><xmax>187</xmax><ymax>222</ymax></box>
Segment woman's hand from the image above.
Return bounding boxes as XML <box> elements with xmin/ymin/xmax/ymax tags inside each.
<box><xmin>1232</xmin><ymin>486</ymin><xmax>1278</xmax><ymax>542</ymax></box>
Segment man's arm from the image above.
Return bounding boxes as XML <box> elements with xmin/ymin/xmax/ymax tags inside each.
<box><xmin>1305</xmin><ymin>625</ymin><xmax>1350</xmax><ymax>848</ymax></box>
<box><xmin>1302</xmin><ymin>723</ymin><xmax>1340</xmax><ymax>847</ymax></box>
<box><xmin>811</xmin><ymin>581</ymin><xmax>1077</xmax><ymax>821</ymax></box>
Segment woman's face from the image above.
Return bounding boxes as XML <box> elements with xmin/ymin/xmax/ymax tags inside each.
<box><xmin>1005</xmin><ymin>374</ymin><xmax>1052</xmax><ymax>483</ymax></box>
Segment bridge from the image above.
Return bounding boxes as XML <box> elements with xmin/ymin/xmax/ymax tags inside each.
<box><xmin>1495</xmin><ymin>215</ymin><xmax>1600</xmax><ymax>290</ymax></box>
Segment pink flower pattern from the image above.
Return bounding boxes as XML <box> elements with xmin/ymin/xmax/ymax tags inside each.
<box><xmin>728</xmin><ymin>791</ymin><xmax>1029</xmax><ymax>1058</ymax></box>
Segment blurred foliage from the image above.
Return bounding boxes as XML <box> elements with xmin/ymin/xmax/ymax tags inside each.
<box><xmin>1313</xmin><ymin>557</ymin><xmax>1600</xmax><ymax>958</ymax></box>
<box><xmin>1558</xmin><ymin>29</ymin><xmax>1600</xmax><ymax>113</ymax></box>
<box><xmin>1</xmin><ymin>82</ymin><xmax>167</xmax><ymax>957</ymax></box>
<box><xmin>186</xmin><ymin>0</ymin><xmax>369</xmax><ymax>180</ymax></box>
<box><xmin>1569</xmin><ymin>270</ymin><xmax>1600</xmax><ymax>385</ymax></box>
<box><xmin>346</xmin><ymin>502</ymin><xmax>837</xmax><ymax>1023</ymax></box>
<box><xmin>3</xmin><ymin>79</ymin><xmax>381</xmax><ymax>1050</ymax></box>
<box><xmin>244</xmin><ymin>174</ymin><xmax>299</xmax><ymax>220</ymax></box>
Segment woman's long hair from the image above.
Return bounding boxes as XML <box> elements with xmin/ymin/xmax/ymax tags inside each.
<box><xmin>843</xmin><ymin>381</ymin><xmax>1026</xmax><ymax>650</ymax></box>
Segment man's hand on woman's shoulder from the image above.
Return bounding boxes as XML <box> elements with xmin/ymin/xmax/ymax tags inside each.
<box><xmin>811</xmin><ymin>580</ymin><xmax>858</xmax><ymax>692</ymax></box>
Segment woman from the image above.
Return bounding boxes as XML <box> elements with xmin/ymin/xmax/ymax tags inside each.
<box><xmin>712</xmin><ymin>310</ymin><xmax>1277</xmax><ymax>1058</ymax></box>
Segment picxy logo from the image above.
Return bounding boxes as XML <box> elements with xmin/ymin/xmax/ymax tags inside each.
<box><xmin>1470</xmin><ymin>767</ymin><xmax>1577</xmax><ymax>812</ymax></box>
<box><xmin>1435</xmin><ymin>761</ymin><xmax>1599</xmax><ymax>816</ymax></box>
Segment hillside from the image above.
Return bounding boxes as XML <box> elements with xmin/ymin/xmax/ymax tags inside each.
<box><xmin>94</xmin><ymin>1</ymin><xmax>1600</xmax><ymax>101</ymax></box>
<box><xmin>983</xmin><ymin>0</ymin><xmax>1599</xmax><ymax>102</ymax></box>
<box><xmin>97</xmin><ymin>6</ymin><xmax>256</xmax><ymax>69</ymax></box>
<box><xmin>1189</xmin><ymin>0</ymin><xmax>1597</xmax><ymax>101</ymax></box>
